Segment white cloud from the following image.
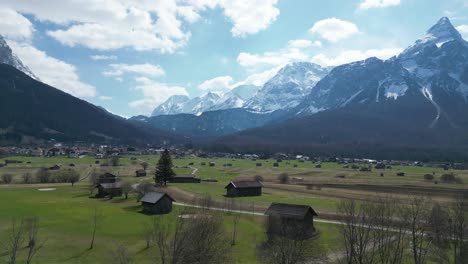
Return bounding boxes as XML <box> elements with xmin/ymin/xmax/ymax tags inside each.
<box><xmin>311</xmin><ymin>48</ymin><xmax>402</xmax><ymax>67</ymax></box>
<box><xmin>2</xmin><ymin>0</ymin><xmax>279</xmax><ymax>53</ymax></box>
<box><xmin>309</xmin><ymin>18</ymin><xmax>359</xmax><ymax>43</ymax></box>
<box><xmin>198</xmin><ymin>76</ymin><xmax>234</xmax><ymax>91</ymax></box>
<box><xmin>103</xmin><ymin>63</ymin><xmax>165</xmax><ymax>77</ymax></box>
<box><xmin>129</xmin><ymin>78</ymin><xmax>189</xmax><ymax>114</ymax></box>
<box><xmin>219</xmin><ymin>0</ymin><xmax>280</xmax><ymax>37</ymax></box>
<box><xmin>235</xmin><ymin>65</ymin><xmax>282</xmax><ymax>87</ymax></box>
<box><xmin>0</xmin><ymin>8</ymin><xmax>34</xmax><ymax>39</ymax></box>
<box><xmin>287</xmin><ymin>39</ymin><xmax>322</xmax><ymax>49</ymax></box>
<box><xmin>98</xmin><ymin>96</ymin><xmax>112</xmax><ymax>100</ymax></box>
<box><xmin>237</xmin><ymin>50</ymin><xmax>309</xmax><ymax>68</ymax></box>
<box><xmin>456</xmin><ymin>25</ymin><xmax>468</xmax><ymax>38</ymax></box>
<box><xmin>9</xmin><ymin>41</ymin><xmax>96</xmax><ymax>98</ymax></box>
<box><xmin>359</xmin><ymin>0</ymin><xmax>401</xmax><ymax>10</ymax></box>
<box><xmin>90</xmin><ymin>55</ymin><xmax>117</xmax><ymax>61</ymax></box>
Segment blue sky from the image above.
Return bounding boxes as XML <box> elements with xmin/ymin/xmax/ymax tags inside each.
<box><xmin>1</xmin><ymin>0</ymin><xmax>468</xmax><ymax>117</ymax></box>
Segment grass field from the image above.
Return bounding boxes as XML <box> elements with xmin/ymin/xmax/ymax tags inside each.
<box><xmin>0</xmin><ymin>154</ymin><xmax>466</xmax><ymax>263</ymax></box>
<box><xmin>0</xmin><ymin>185</ymin><xmax>339</xmax><ymax>263</ymax></box>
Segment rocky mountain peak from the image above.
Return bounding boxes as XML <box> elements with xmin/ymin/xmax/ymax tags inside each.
<box><xmin>0</xmin><ymin>34</ymin><xmax>39</xmax><ymax>80</ymax></box>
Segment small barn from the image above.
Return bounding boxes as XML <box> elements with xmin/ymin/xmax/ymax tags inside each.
<box><xmin>140</xmin><ymin>192</ymin><xmax>175</xmax><ymax>214</ymax></box>
<box><xmin>265</xmin><ymin>203</ymin><xmax>318</xmax><ymax>240</ymax></box>
<box><xmin>97</xmin><ymin>172</ymin><xmax>117</xmax><ymax>183</ymax></box>
<box><xmin>170</xmin><ymin>175</ymin><xmax>201</xmax><ymax>183</ymax></box>
<box><xmin>95</xmin><ymin>182</ymin><xmax>122</xmax><ymax>198</ymax></box>
<box><xmin>135</xmin><ymin>169</ymin><xmax>147</xmax><ymax>177</ymax></box>
<box><xmin>225</xmin><ymin>180</ymin><xmax>262</xmax><ymax>197</ymax></box>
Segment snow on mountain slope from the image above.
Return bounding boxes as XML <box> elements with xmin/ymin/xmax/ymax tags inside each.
<box><xmin>0</xmin><ymin>35</ymin><xmax>38</xmax><ymax>80</ymax></box>
<box><xmin>245</xmin><ymin>62</ymin><xmax>328</xmax><ymax>112</ymax></box>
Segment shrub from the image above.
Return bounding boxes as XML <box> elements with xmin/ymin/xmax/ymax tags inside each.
<box><xmin>22</xmin><ymin>172</ymin><xmax>33</xmax><ymax>184</ymax></box>
<box><xmin>254</xmin><ymin>175</ymin><xmax>264</xmax><ymax>182</ymax></box>
<box><xmin>396</xmin><ymin>172</ymin><xmax>405</xmax><ymax>177</ymax></box>
<box><xmin>278</xmin><ymin>173</ymin><xmax>289</xmax><ymax>184</ymax></box>
<box><xmin>424</xmin><ymin>174</ymin><xmax>434</xmax><ymax>180</ymax></box>
<box><xmin>1</xmin><ymin>174</ymin><xmax>13</xmax><ymax>184</ymax></box>
<box><xmin>440</xmin><ymin>173</ymin><xmax>456</xmax><ymax>183</ymax></box>
<box><xmin>36</xmin><ymin>168</ymin><xmax>51</xmax><ymax>183</ymax></box>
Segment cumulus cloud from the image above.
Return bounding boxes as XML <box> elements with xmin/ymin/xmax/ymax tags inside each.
<box><xmin>219</xmin><ymin>0</ymin><xmax>280</xmax><ymax>37</ymax></box>
<box><xmin>2</xmin><ymin>0</ymin><xmax>279</xmax><ymax>53</ymax></box>
<box><xmin>90</xmin><ymin>55</ymin><xmax>117</xmax><ymax>61</ymax></box>
<box><xmin>287</xmin><ymin>39</ymin><xmax>322</xmax><ymax>49</ymax></box>
<box><xmin>311</xmin><ymin>48</ymin><xmax>402</xmax><ymax>67</ymax></box>
<box><xmin>9</xmin><ymin>41</ymin><xmax>96</xmax><ymax>98</ymax></box>
<box><xmin>198</xmin><ymin>76</ymin><xmax>234</xmax><ymax>91</ymax></box>
<box><xmin>128</xmin><ymin>77</ymin><xmax>189</xmax><ymax>114</ymax></box>
<box><xmin>236</xmin><ymin>65</ymin><xmax>282</xmax><ymax>87</ymax></box>
<box><xmin>0</xmin><ymin>8</ymin><xmax>34</xmax><ymax>39</ymax></box>
<box><xmin>309</xmin><ymin>18</ymin><xmax>359</xmax><ymax>43</ymax></box>
<box><xmin>456</xmin><ymin>25</ymin><xmax>468</xmax><ymax>39</ymax></box>
<box><xmin>103</xmin><ymin>63</ymin><xmax>165</xmax><ymax>77</ymax></box>
<box><xmin>98</xmin><ymin>96</ymin><xmax>112</xmax><ymax>100</ymax></box>
<box><xmin>359</xmin><ymin>0</ymin><xmax>401</xmax><ymax>10</ymax></box>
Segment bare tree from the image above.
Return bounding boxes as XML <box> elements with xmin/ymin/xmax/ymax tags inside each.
<box><xmin>3</xmin><ymin>219</ymin><xmax>25</xmax><ymax>264</ymax></box>
<box><xmin>403</xmin><ymin>195</ymin><xmax>432</xmax><ymax>264</ymax></box>
<box><xmin>258</xmin><ymin>217</ymin><xmax>325</xmax><ymax>264</ymax></box>
<box><xmin>141</xmin><ymin>162</ymin><xmax>149</xmax><ymax>171</ymax></box>
<box><xmin>1</xmin><ymin>173</ymin><xmax>13</xmax><ymax>184</ymax></box>
<box><xmin>372</xmin><ymin>196</ymin><xmax>406</xmax><ymax>264</ymax></box>
<box><xmin>121</xmin><ymin>181</ymin><xmax>132</xmax><ymax>199</ymax></box>
<box><xmin>337</xmin><ymin>198</ymin><xmax>406</xmax><ymax>264</ymax></box>
<box><xmin>231</xmin><ymin>213</ymin><xmax>240</xmax><ymax>246</ymax></box>
<box><xmin>89</xmin><ymin>206</ymin><xmax>99</xmax><ymax>250</ymax></box>
<box><xmin>428</xmin><ymin>203</ymin><xmax>450</xmax><ymax>264</ymax></box>
<box><xmin>22</xmin><ymin>172</ymin><xmax>33</xmax><ymax>184</ymax></box>
<box><xmin>153</xmin><ymin>199</ymin><xmax>231</xmax><ymax>264</ymax></box>
<box><xmin>111</xmin><ymin>243</ymin><xmax>131</xmax><ymax>264</ymax></box>
<box><xmin>142</xmin><ymin>223</ymin><xmax>153</xmax><ymax>249</ymax></box>
<box><xmin>136</xmin><ymin>182</ymin><xmax>154</xmax><ymax>201</ymax></box>
<box><xmin>24</xmin><ymin>217</ymin><xmax>46</xmax><ymax>264</ymax></box>
<box><xmin>449</xmin><ymin>194</ymin><xmax>467</xmax><ymax>264</ymax></box>
<box><xmin>67</xmin><ymin>170</ymin><xmax>80</xmax><ymax>186</ymax></box>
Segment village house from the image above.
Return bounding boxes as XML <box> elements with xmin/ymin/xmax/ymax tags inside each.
<box><xmin>225</xmin><ymin>180</ymin><xmax>263</xmax><ymax>197</ymax></box>
<box><xmin>265</xmin><ymin>203</ymin><xmax>318</xmax><ymax>240</ymax></box>
<box><xmin>140</xmin><ymin>192</ymin><xmax>175</xmax><ymax>214</ymax></box>
<box><xmin>135</xmin><ymin>169</ymin><xmax>147</xmax><ymax>177</ymax></box>
<box><xmin>170</xmin><ymin>175</ymin><xmax>201</xmax><ymax>183</ymax></box>
<box><xmin>95</xmin><ymin>182</ymin><xmax>122</xmax><ymax>198</ymax></box>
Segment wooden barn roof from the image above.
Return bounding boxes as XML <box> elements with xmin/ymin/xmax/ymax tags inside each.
<box><xmin>225</xmin><ymin>180</ymin><xmax>263</xmax><ymax>189</ymax></box>
<box><xmin>265</xmin><ymin>203</ymin><xmax>318</xmax><ymax>219</ymax></box>
<box><xmin>140</xmin><ymin>192</ymin><xmax>175</xmax><ymax>204</ymax></box>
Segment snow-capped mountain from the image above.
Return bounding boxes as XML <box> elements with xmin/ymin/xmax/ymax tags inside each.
<box><xmin>208</xmin><ymin>85</ymin><xmax>260</xmax><ymax>111</ymax></box>
<box><xmin>151</xmin><ymin>85</ymin><xmax>260</xmax><ymax>116</ymax></box>
<box><xmin>297</xmin><ymin>16</ymin><xmax>468</xmax><ymax>127</ymax></box>
<box><xmin>151</xmin><ymin>95</ymin><xmax>191</xmax><ymax>116</ymax></box>
<box><xmin>245</xmin><ymin>62</ymin><xmax>328</xmax><ymax>112</ymax></box>
<box><xmin>0</xmin><ymin>35</ymin><xmax>38</xmax><ymax>80</ymax></box>
<box><xmin>152</xmin><ymin>92</ymin><xmax>222</xmax><ymax>116</ymax></box>
<box><xmin>215</xmin><ymin>18</ymin><xmax>468</xmax><ymax>159</ymax></box>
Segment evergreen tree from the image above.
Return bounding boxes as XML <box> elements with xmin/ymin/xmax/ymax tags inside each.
<box><xmin>154</xmin><ymin>149</ymin><xmax>175</xmax><ymax>186</ymax></box>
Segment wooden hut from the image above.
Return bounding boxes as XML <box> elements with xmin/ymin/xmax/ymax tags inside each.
<box><xmin>225</xmin><ymin>180</ymin><xmax>262</xmax><ymax>197</ymax></box>
<box><xmin>170</xmin><ymin>175</ymin><xmax>201</xmax><ymax>183</ymax></box>
<box><xmin>140</xmin><ymin>192</ymin><xmax>175</xmax><ymax>214</ymax></box>
<box><xmin>265</xmin><ymin>203</ymin><xmax>318</xmax><ymax>240</ymax></box>
<box><xmin>135</xmin><ymin>169</ymin><xmax>147</xmax><ymax>177</ymax></box>
<box><xmin>95</xmin><ymin>182</ymin><xmax>122</xmax><ymax>198</ymax></box>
